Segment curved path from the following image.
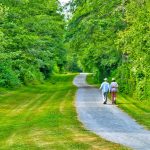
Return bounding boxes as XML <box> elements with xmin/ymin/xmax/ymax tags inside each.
<box><xmin>73</xmin><ymin>73</ymin><xmax>150</xmax><ymax>150</ymax></box>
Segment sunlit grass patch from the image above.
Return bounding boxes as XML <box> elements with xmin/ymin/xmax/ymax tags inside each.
<box><xmin>0</xmin><ymin>74</ymin><xmax>129</xmax><ymax>150</ymax></box>
<box><xmin>117</xmin><ymin>95</ymin><xmax>150</xmax><ymax>130</ymax></box>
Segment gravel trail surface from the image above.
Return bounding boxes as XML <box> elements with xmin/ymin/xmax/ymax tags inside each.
<box><xmin>74</xmin><ymin>73</ymin><xmax>150</xmax><ymax>150</ymax></box>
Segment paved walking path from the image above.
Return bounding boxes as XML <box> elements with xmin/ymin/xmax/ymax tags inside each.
<box><xmin>73</xmin><ymin>73</ymin><xmax>150</xmax><ymax>150</ymax></box>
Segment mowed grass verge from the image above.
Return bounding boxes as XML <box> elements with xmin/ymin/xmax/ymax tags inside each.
<box><xmin>87</xmin><ymin>74</ymin><xmax>150</xmax><ymax>130</ymax></box>
<box><xmin>0</xmin><ymin>74</ymin><xmax>129</xmax><ymax>150</ymax></box>
<box><xmin>117</xmin><ymin>95</ymin><xmax>150</xmax><ymax>130</ymax></box>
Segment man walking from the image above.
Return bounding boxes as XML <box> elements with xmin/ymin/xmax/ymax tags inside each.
<box><xmin>100</xmin><ymin>78</ymin><xmax>110</xmax><ymax>104</ymax></box>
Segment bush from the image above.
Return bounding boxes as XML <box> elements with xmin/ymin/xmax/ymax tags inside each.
<box><xmin>19</xmin><ymin>66</ymin><xmax>44</xmax><ymax>85</ymax></box>
<box><xmin>0</xmin><ymin>61</ymin><xmax>20</xmax><ymax>87</ymax></box>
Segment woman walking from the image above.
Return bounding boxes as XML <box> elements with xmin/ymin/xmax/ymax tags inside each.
<box><xmin>110</xmin><ymin>78</ymin><xmax>118</xmax><ymax>104</ymax></box>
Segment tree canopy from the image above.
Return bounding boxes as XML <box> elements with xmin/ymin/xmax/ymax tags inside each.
<box><xmin>0</xmin><ymin>0</ymin><xmax>66</xmax><ymax>86</ymax></box>
<box><xmin>67</xmin><ymin>0</ymin><xmax>150</xmax><ymax>100</ymax></box>
<box><xmin>0</xmin><ymin>0</ymin><xmax>150</xmax><ymax>100</ymax></box>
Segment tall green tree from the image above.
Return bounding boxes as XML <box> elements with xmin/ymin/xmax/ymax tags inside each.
<box><xmin>67</xmin><ymin>0</ymin><xmax>150</xmax><ymax>100</ymax></box>
<box><xmin>0</xmin><ymin>0</ymin><xmax>66</xmax><ymax>86</ymax></box>
<box><xmin>67</xmin><ymin>0</ymin><xmax>124</xmax><ymax>79</ymax></box>
<box><xmin>116</xmin><ymin>0</ymin><xmax>150</xmax><ymax>99</ymax></box>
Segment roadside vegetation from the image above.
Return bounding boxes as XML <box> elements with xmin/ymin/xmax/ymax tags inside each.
<box><xmin>0</xmin><ymin>74</ymin><xmax>129</xmax><ymax>150</ymax></box>
<box><xmin>67</xmin><ymin>0</ymin><xmax>150</xmax><ymax>101</ymax></box>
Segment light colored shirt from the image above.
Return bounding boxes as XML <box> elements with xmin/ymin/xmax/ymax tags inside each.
<box><xmin>100</xmin><ymin>81</ymin><xmax>110</xmax><ymax>93</ymax></box>
<box><xmin>110</xmin><ymin>82</ymin><xmax>118</xmax><ymax>92</ymax></box>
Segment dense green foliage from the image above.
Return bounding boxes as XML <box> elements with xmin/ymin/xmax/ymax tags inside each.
<box><xmin>0</xmin><ymin>0</ymin><xmax>150</xmax><ymax>100</ymax></box>
<box><xmin>116</xmin><ymin>0</ymin><xmax>150</xmax><ymax>99</ymax></box>
<box><xmin>0</xmin><ymin>0</ymin><xmax>66</xmax><ymax>87</ymax></box>
<box><xmin>67</xmin><ymin>0</ymin><xmax>124</xmax><ymax>77</ymax></box>
<box><xmin>67</xmin><ymin>0</ymin><xmax>150</xmax><ymax>100</ymax></box>
<box><xmin>0</xmin><ymin>74</ymin><xmax>129</xmax><ymax>150</ymax></box>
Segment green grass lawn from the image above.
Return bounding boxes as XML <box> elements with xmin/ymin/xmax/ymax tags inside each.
<box><xmin>0</xmin><ymin>74</ymin><xmax>129</xmax><ymax>150</ymax></box>
<box><xmin>117</xmin><ymin>95</ymin><xmax>150</xmax><ymax>130</ymax></box>
<box><xmin>87</xmin><ymin>74</ymin><xmax>150</xmax><ymax>130</ymax></box>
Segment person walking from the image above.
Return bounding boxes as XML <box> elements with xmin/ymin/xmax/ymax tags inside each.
<box><xmin>110</xmin><ymin>78</ymin><xmax>118</xmax><ymax>104</ymax></box>
<box><xmin>100</xmin><ymin>78</ymin><xmax>110</xmax><ymax>104</ymax></box>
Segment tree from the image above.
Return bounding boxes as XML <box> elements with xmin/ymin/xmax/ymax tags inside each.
<box><xmin>0</xmin><ymin>0</ymin><xmax>67</xmax><ymax>86</ymax></box>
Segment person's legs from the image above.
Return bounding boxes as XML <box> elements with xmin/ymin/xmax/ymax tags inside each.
<box><xmin>111</xmin><ymin>92</ymin><xmax>117</xmax><ymax>104</ymax></box>
<box><xmin>102</xmin><ymin>92</ymin><xmax>105</xmax><ymax>102</ymax></box>
<box><xmin>103</xmin><ymin>92</ymin><xmax>108</xmax><ymax>104</ymax></box>
<box><xmin>114</xmin><ymin>92</ymin><xmax>117</xmax><ymax>104</ymax></box>
<box><xmin>111</xmin><ymin>92</ymin><xmax>115</xmax><ymax>104</ymax></box>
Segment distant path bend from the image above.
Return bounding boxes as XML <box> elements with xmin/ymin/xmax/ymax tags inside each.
<box><xmin>74</xmin><ymin>73</ymin><xmax>150</xmax><ymax>150</ymax></box>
